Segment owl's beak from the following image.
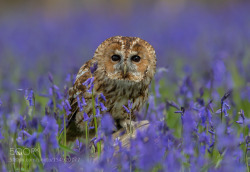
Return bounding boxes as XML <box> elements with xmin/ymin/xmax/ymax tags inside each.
<box><xmin>123</xmin><ymin>64</ymin><xmax>127</xmax><ymax>77</ymax></box>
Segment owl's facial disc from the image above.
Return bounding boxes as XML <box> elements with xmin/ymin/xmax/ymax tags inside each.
<box><xmin>95</xmin><ymin>36</ymin><xmax>156</xmax><ymax>83</ymax></box>
<box><xmin>108</xmin><ymin>52</ymin><xmax>144</xmax><ymax>82</ymax></box>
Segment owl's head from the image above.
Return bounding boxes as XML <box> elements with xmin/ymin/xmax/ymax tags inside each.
<box><xmin>93</xmin><ymin>36</ymin><xmax>156</xmax><ymax>83</ymax></box>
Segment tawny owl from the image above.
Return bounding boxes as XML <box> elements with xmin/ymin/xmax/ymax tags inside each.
<box><xmin>66</xmin><ymin>36</ymin><xmax>156</xmax><ymax>142</ymax></box>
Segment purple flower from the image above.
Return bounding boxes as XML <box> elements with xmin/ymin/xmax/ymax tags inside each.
<box><xmin>73</xmin><ymin>139</ymin><xmax>83</xmax><ymax>153</ymax></box>
<box><xmin>41</xmin><ymin>116</ymin><xmax>59</xmax><ymax>148</ymax></box>
<box><xmin>77</xmin><ymin>96</ymin><xmax>86</xmax><ymax>112</ymax></box>
<box><xmin>23</xmin><ymin>132</ymin><xmax>37</xmax><ymax>147</ymax></box>
<box><xmin>82</xmin><ymin>97</ymin><xmax>87</xmax><ymax>106</ymax></box>
<box><xmin>96</xmin><ymin>108</ymin><xmax>101</xmax><ymax>118</ymax></box>
<box><xmin>95</xmin><ymin>95</ymin><xmax>99</xmax><ymax>107</ymax></box>
<box><xmin>48</xmin><ymin>72</ymin><xmax>54</xmax><ymax>83</ymax></box>
<box><xmin>128</xmin><ymin>100</ymin><xmax>133</xmax><ymax>109</ymax></box>
<box><xmin>166</xmin><ymin>100</ymin><xmax>180</xmax><ymax>110</ymax></box>
<box><xmin>82</xmin><ymin>77</ymin><xmax>94</xmax><ymax>93</ymax></box>
<box><xmin>77</xmin><ymin>96</ymin><xmax>83</xmax><ymax>111</ymax></box>
<box><xmin>0</xmin><ymin>129</ymin><xmax>4</xmax><ymax>140</ymax></box>
<box><xmin>100</xmin><ymin>114</ymin><xmax>115</xmax><ymax>135</ymax></box>
<box><xmin>222</xmin><ymin>102</ymin><xmax>230</xmax><ymax>117</ymax></box>
<box><xmin>100</xmin><ymin>93</ymin><xmax>106</xmax><ymax>102</ymax></box>
<box><xmin>100</xmin><ymin>102</ymin><xmax>107</xmax><ymax>111</ymax></box>
<box><xmin>82</xmin><ymin>78</ymin><xmax>92</xmax><ymax>87</ymax></box>
<box><xmin>90</xmin><ymin>62</ymin><xmax>98</xmax><ymax>74</ymax></box>
<box><xmin>83</xmin><ymin>112</ymin><xmax>90</xmax><ymax>122</ymax></box>
<box><xmin>29</xmin><ymin>117</ymin><xmax>39</xmax><ymax>129</ymax></box>
<box><xmin>16</xmin><ymin>130</ymin><xmax>31</xmax><ymax>145</ymax></box>
<box><xmin>25</xmin><ymin>89</ymin><xmax>34</xmax><ymax>106</ymax></box>
<box><xmin>62</xmin><ymin>99</ymin><xmax>71</xmax><ymax>115</ymax></box>
<box><xmin>19</xmin><ymin>115</ymin><xmax>27</xmax><ymax>130</ymax></box>
<box><xmin>123</xmin><ymin>100</ymin><xmax>133</xmax><ymax>114</ymax></box>
<box><xmin>123</xmin><ymin>105</ymin><xmax>130</xmax><ymax>113</ymax></box>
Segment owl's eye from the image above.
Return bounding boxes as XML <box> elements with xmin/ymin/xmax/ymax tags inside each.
<box><xmin>131</xmin><ymin>55</ymin><xmax>141</xmax><ymax>62</ymax></box>
<box><xmin>111</xmin><ymin>55</ymin><xmax>121</xmax><ymax>61</ymax></box>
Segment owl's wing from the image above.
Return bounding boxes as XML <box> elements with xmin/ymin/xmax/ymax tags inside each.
<box><xmin>67</xmin><ymin>59</ymin><xmax>94</xmax><ymax>128</ymax></box>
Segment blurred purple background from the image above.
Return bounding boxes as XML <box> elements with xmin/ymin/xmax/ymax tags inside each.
<box><xmin>0</xmin><ymin>0</ymin><xmax>250</xmax><ymax>92</ymax></box>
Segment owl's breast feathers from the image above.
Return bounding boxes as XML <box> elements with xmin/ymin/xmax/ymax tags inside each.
<box><xmin>66</xmin><ymin>60</ymin><xmax>150</xmax><ymax>141</ymax></box>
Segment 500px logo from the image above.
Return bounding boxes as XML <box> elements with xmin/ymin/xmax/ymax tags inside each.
<box><xmin>9</xmin><ymin>148</ymin><xmax>40</xmax><ymax>156</ymax></box>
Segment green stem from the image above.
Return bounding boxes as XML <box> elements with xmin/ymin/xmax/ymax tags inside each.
<box><xmin>53</xmin><ymin>88</ymin><xmax>56</xmax><ymax>113</ymax></box>
<box><xmin>129</xmin><ymin>112</ymin><xmax>132</xmax><ymax>138</ymax></box>
<box><xmin>85</xmin><ymin>121</ymin><xmax>88</xmax><ymax>150</ymax></box>
<box><xmin>63</xmin><ymin>108</ymin><xmax>67</xmax><ymax>161</ymax></box>
<box><xmin>246</xmin><ymin>148</ymin><xmax>249</xmax><ymax>172</ymax></box>
<box><xmin>92</xmin><ymin>91</ymin><xmax>101</xmax><ymax>157</ymax></box>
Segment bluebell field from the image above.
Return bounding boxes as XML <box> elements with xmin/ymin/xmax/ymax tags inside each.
<box><xmin>0</xmin><ymin>1</ymin><xmax>250</xmax><ymax>171</ymax></box>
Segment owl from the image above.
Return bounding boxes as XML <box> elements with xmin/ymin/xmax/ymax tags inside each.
<box><xmin>66</xmin><ymin>36</ymin><xmax>156</xmax><ymax>142</ymax></box>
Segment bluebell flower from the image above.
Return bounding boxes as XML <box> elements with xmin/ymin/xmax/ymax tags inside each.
<box><xmin>82</xmin><ymin>78</ymin><xmax>92</xmax><ymax>87</ymax></box>
<box><xmin>182</xmin><ymin>110</ymin><xmax>196</xmax><ymax>155</ymax></box>
<box><xmin>74</xmin><ymin>95</ymin><xmax>87</xmax><ymax>113</ymax></box>
<box><xmin>166</xmin><ymin>100</ymin><xmax>180</xmax><ymax>110</ymax></box>
<box><xmin>41</xmin><ymin>116</ymin><xmax>59</xmax><ymax>148</ymax></box>
<box><xmin>29</xmin><ymin>117</ymin><xmax>38</xmax><ymax>129</ymax></box>
<box><xmin>81</xmin><ymin>96</ymin><xmax>87</xmax><ymax>106</ymax></box>
<box><xmin>164</xmin><ymin>150</ymin><xmax>182</xmax><ymax>171</ymax></box>
<box><xmin>82</xmin><ymin>77</ymin><xmax>94</xmax><ymax>93</ymax></box>
<box><xmin>123</xmin><ymin>105</ymin><xmax>130</xmax><ymax>113</ymax></box>
<box><xmin>48</xmin><ymin>72</ymin><xmax>54</xmax><ymax>83</ymax></box>
<box><xmin>94</xmin><ymin>136</ymin><xmax>102</xmax><ymax>146</ymax></box>
<box><xmin>95</xmin><ymin>108</ymin><xmax>101</xmax><ymax>118</ymax></box>
<box><xmin>73</xmin><ymin>139</ymin><xmax>83</xmax><ymax>153</ymax></box>
<box><xmin>100</xmin><ymin>102</ymin><xmax>107</xmax><ymax>111</ymax></box>
<box><xmin>16</xmin><ymin>130</ymin><xmax>31</xmax><ymax>145</ymax></box>
<box><xmin>23</xmin><ymin>132</ymin><xmax>37</xmax><ymax>147</ymax></box>
<box><xmin>128</xmin><ymin>100</ymin><xmax>133</xmax><ymax>110</ymax></box>
<box><xmin>83</xmin><ymin>112</ymin><xmax>90</xmax><ymax>122</ymax></box>
<box><xmin>25</xmin><ymin>89</ymin><xmax>34</xmax><ymax>106</ymax></box>
<box><xmin>62</xmin><ymin>99</ymin><xmax>71</xmax><ymax>115</ymax></box>
<box><xmin>19</xmin><ymin>115</ymin><xmax>27</xmax><ymax>130</ymax></box>
<box><xmin>222</xmin><ymin>102</ymin><xmax>230</xmax><ymax>117</ymax></box>
<box><xmin>0</xmin><ymin>129</ymin><xmax>4</xmax><ymax>140</ymax></box>
<box><xmin>199</xmin><ymin>132</ymin><xmax>210</xmax><ymax>145</ymax></box>
<box><xmin>100</xmin><ymin>93</ymin><xmax>106</xmax><ymax>102</ymax></box>
<box><xmin>100</xmin><ymin>114</ymin><xmax>115</xmax><ymax>135</ymax></box>
<box><xmin>95</xmin><ymin>95</ymin><xmax>99</xmax><ymax>107</ymax></box>
<box><xmin>90</xmin><ymin>62</ymin><xmax>98</xmax><ymax>74</ymax></box>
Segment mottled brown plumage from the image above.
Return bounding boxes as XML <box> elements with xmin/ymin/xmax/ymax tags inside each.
<box><xmin>66</xmin><ymin>36</ymin><xmax>156</xmax><ymax>142</ymax></box>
